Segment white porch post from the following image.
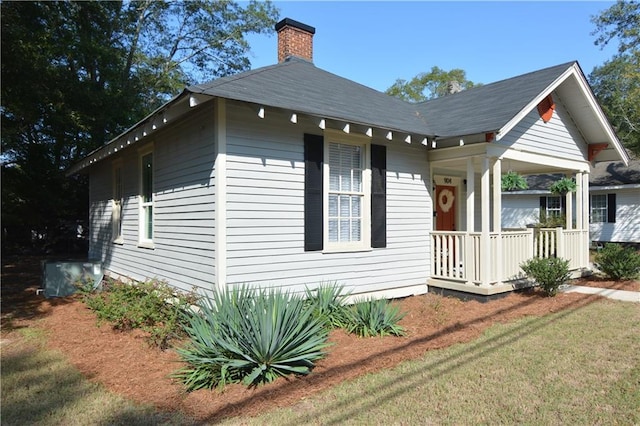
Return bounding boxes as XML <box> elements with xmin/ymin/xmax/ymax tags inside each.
<box><xmin>466</xmin><ymin>158</ymin><xmax>476</xmax><ymax>285</ymax></box>
<box><xmin>481</xmin><ymin>157</ymin><xmax>491</xmax><ymax>286</ymax></box>
<box><xmin>582</xmin><ymin>172</ymin><xmax>590</xmax><ymax>267</ymax></box>
<box><xmin>466</xmin><ymin>158</ymin><xmax>475</xmax><ymax>232</ymax></box>
<box><xmin>492</xmin><ymin>158</ymin><xmax>502</xmax><ymax>284</ymax></box>
<box><xmin>565</xmin><ymin>173</ymin><xmax>573</xmax><ymax>230</ymax></box>
<box><xmin>576</xmin><ymin>171</ymin><xmax>583</xmax><ymax>230</ymax></box>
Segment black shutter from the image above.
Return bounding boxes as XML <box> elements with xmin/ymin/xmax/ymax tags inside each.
<box><xmin>539</xmin><ymin>196</ymin><xmax>547</xmax><ymax>221</ymax></box>
<box><xmin>607</xmin><ymin>193</ymin><xmax>616</xmax><ymax>223</ymax></box>
<box><xmin>560</xmin><ymin>195</ymin><xmax>566</xmax><ymax>215</ymax></box>
<box><xmin>304</xmin><ymin>134</ymin><xmax>323</xmax><ymax>251</ymax></box>
<box><xmin>371</xmin><ymin>144</ymin><xmax>386</xmax><ymax>248</ymax></box>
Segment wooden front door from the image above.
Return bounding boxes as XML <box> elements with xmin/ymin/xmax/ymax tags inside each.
<box><xmin>435</xmin><ymin>185</ymin><xmax>456</xmax><ymax>231</ymax></box>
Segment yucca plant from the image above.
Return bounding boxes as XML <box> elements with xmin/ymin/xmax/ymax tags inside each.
<box><xmin>345</xmin><ymin>298</ymin><xmax>406</xmax><ymax>338</ymax></box>
<box><xmin>305</xmin><ymin>282</ymin><xmax>350</xmax><ymax>329</ymax></box>
<box><xmin>174</xmin><ymin>286</ymin><xmax>330</xmax><ymax>391</ymax></box>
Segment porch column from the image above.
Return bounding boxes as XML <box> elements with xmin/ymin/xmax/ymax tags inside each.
<box><xmin>582</xmin><ymin>172</ymin><xmax>590</xmax><ymax>267</ymax></box>
<box><xmin>480</xmin><ymin>157</ymin><xmax>491</xmax><ymax>286</ymax></box>
<box><xmin>576</xmin><ymin>171</ymin><xmax>583</xmax><ymax>231</ymax></box>
<box><xmin>466</xmin><ymin>158</ymin><xmax>476</xmax><ymax>285</ymax></box>
<box><xmin>492</xmin><ymin>158</ymin><xmax>502</xmax><ymax>284</ymax></box>
<box><xmin>565</xmin><ymin>173</ymin><xmax>573</xmax><ymax>230</ymax></box>
<box><xmin>466</xmin><ymin>158</ymin><xmax>475</xmax><ymax>232</ymax></box>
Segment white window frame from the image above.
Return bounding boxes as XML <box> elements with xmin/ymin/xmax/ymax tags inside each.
<box><xmin>590</xmin><ymin>194</ymin><xmax>607</xmax><ymax>223</ymax></box>
<box><xmin>546</xmin><ymin>196</ymin><xmax>562</xmax><ymax>218</ymax></box>
<box><xmin>138</xmin><ymin>147</ymin><xmax>154</xmax><ymax>248</ymax></box>
<box><xmin>323</xmin><ymin>129</ymin><xmax>371</xmax><ymax>252</ymax></box>
<box><xmin>112</xmin><ymin>160</ymin><xmax>124</xmax><ymax>244</ymax></box>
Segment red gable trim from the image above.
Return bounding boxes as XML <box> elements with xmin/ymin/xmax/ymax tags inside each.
<box><xmin>588</xmin><ymin>143</ymin><xmax>609</xmax><ymax>161</ymax></box>
<box><xmin>537</xmin><ymin>94</ymin><xmax>555</xmax><ymax>123</ymax></box>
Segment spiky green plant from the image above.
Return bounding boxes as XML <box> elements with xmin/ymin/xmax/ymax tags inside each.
<box><xmin>305</xmin><ymin>282</ymin><xmax>350</xmax><ymax>328</ymax></box>
<box><xmin>174</xmin><ymin>286</ymin><xmax>330</xmax><ymax>391</ymax></box>
<box><xmin>345</xmin><ymin>298</ymin><xmax>406</xmax><ymax>338</ymax></box>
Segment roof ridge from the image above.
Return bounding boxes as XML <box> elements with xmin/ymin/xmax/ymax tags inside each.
<box><xmin>418</xmin><ymin>60</ymin><xmax>577</xmax><ymax>106</ymax></box>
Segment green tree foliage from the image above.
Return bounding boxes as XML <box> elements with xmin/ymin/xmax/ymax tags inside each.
<box><xmin>1</xmin><ymin>1</ymin><xmax>278</xmax><ymax>251</ymax></box>
<box><xmin>385</xmin><ymin>66</ymin><xmax>479</xmax><ymax>102</ymax></box>
<box><xmin>589</xmin><ymin>0</ymin><xmax>639</xmax><ymax>156</ymax></box>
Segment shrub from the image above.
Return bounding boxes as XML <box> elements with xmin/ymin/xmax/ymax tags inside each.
<box><xmin>305</xmin><ymin>282</ymin><xmax>350</xmax><ymax>329</ymax></box>
<box><xmin>81</xmin><ymin>278</ymin><xmax>199</xmax><ymax>349</ymax></box>
<box><xmin>595</xmin><ymin>243</ymin><xmax>640</xmax><ymax>280</ymax></box>
<box><xmin>345</xmin><ymin>298</ymin><xmax>406</xmax><ymax>337</ymax></box>
<box><xmin>521</xmin><ymin>257</ymin><xmax>571</xmax><ymax>297</ymax></box>
<box><xmin>174</xmin><ymin>286</ymin><xmax>329</xmax><ymax>391</ymax></box>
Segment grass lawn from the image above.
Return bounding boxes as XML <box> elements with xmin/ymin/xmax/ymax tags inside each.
<box><xmin>2</xmin><ymin>299</ymin><xmax>638</xmax><ymax>425</ymax></box>
<box><xmin>221</xmin><ymin>299</ymin><xmax>640</xmax><ymax>425</ymax></box>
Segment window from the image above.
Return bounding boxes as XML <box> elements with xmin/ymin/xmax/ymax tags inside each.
<box><xmin>590</xmin><ymin>193</ymin><xmax>616</xmax><ymax>223</ymax></box>
<box><xmin>590</xmin><ymin>194</ymin><xmax>607</xmax><ymax>223</ymax></box>
<box><xmin>304</xmin><ymin>131</ymin><xmax>385</xmax><ymax>252</ymax></box>
<box><xmin>112</xmin><ymin>163</ymin><xmax>123</xmax><ymax>243</ymax></box>
<box><xmin>327</xmin><ymin>142</ymin><xmax>365</xmax><ymax>245</ymax></box>
<box><xmin>545</xmin><ymin>196</ymin><xmax>562</xmax><ymax>218</ymax></box>
<box><xmin>139</xmin><ymin>151</ymin><xmax>154</xmax><ymax>245</ymax></box>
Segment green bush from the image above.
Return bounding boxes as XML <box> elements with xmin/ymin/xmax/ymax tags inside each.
<box><xmin>595</xmin><ymin>243</ymin><xmax>640</xmax><ymax>280</ymax></box>
<box><xmin>345</xmin><ymin>298</ymin><xmax>406</xmax><ymax>337</ymax></box>
<box><xmin>81</xmin><ymin>278</ymin><xmax>199</xmax><ymax>349</ymax></box>
<box><xmin>174</xmin><ymin>286</ymin><xmax>329</xmax><ymax>391</ymax></box>
<box><xmin>521</xmin><ymin>257</ymin><xmax>571</xmax><ymax>297</ymax></box>
<box><xmin>305</xmin><ymin>282</ymin><xmax>350</xmax><ymax>329</ymax></box>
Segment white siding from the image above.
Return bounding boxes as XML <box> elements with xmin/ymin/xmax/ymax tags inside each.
<box><xmin>499</xmin><ymin>94</ymin><xmax>587</xmax><ymax>161</ymax></box>
<box><xmin>224</xmin><ymin>101</ymin><xmax>431</xmax><ymax>297</ymax></box>
<box><xmin>501</xmin><ymin>195</ymin><xmax>540</xmax><ymax>228</ymax></box>
<box><xmin>88</xmin><ymin>104</ymin><xmax>217</xmax><ymax>294</ymax></box>
<box><xmin>590</xmin><ymin>188</ymin><xmax>640</xmax><ymax>243</ymax></box>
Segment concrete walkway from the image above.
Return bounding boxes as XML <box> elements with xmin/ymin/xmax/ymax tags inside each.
<box><xmin>560</xmin><ymin>285</ymin><xmax>640</xmax><ymax>302</ymax></box>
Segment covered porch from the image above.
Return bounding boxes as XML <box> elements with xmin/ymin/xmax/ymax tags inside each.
<box><xmin>428</xmin><ymin>142</ymin><xmax>592</xmax><ymax>296</ymax></box>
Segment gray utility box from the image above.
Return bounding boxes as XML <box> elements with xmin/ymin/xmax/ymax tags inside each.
<box><xmin>41</xmin><ymin>260</ymin><xmax>103</xmax><ymax>298</ymax></box>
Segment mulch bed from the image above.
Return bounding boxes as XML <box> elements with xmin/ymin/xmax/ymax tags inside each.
<box><xmin>2</xmin><ymin>255</ymin><xmax>638</xmax><ymax>423</ymax></box>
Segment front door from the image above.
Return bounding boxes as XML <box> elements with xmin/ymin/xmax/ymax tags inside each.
<box><xmin>435</xmin><ymin>185</ymin><xmax>456</xmax><ymax>231</ymax></box>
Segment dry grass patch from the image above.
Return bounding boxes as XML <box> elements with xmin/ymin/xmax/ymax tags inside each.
<box><xmin>0</xmin><ymin>329</ymin><xmax>192</xmax><ymax>426</ymax></box>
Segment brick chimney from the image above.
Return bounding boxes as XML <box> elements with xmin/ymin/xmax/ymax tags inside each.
<box><xmin>275</xmin><ymin>18</ymin><xmax>315</xmax><ymax>63</ymax></box>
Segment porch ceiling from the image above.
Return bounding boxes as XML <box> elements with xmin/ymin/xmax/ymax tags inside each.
<box><xmin>429</xmin><ymin>143</ymin><xmax>589</xmax><ymax>175</ymax></box>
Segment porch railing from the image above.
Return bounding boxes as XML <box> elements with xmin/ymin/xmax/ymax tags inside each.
<box><xmin>432</xmin><ymin>227</ymin><xmax>589</xmax><ymax>286</ymax></box>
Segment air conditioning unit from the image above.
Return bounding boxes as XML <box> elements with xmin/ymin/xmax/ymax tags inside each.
<box><xmin>41</xmin><ymin>260</ymin><xmax>103</xmax><ymax>298</ymax></box>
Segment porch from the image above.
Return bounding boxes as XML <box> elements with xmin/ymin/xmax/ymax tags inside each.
<box><xmin>429</xmin><ymin>228</ymin><xmax>590</xmax><ymax>296</ymax></box>
<box><xmin>428</xmin><ymin>142</ymin><xmax>593</xmax><ymax>297</ymax></box>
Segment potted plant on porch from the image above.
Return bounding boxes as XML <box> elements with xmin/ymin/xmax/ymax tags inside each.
<box><xmin>501</xmin><ymin>171</ymin><xmax>529</xmax><ymax>191</ymax></box>
<box><xmin>549</xmin><ymin>177</ymin><xmax>577</xmax><ymax>195</ymax></box>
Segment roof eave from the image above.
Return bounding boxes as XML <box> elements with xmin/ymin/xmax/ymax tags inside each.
<box><xmin>496</xmin><ymin>63</ymin><xmax>629</xmax><ymax>166</ymax></box>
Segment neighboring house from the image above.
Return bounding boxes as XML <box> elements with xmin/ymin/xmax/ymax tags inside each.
<box><xmin>69</xmin><ymin>18</ymin><xmax>629</xmax><ymax>300</ymax></box>
<box><xmin>502</xmin><ymin>160</ymin><xmax>640</xmax><ymax>245</ymax></box>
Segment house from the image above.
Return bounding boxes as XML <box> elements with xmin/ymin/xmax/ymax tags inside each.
<box><xmin>69</xmin><ymin>18</ymin><xmax>629</xmax><ymax>300</ymax></box>
<box><xmin>502</xmin><ymin>159</ymin><xmax>640</xmax><ymax>246</ymax></box>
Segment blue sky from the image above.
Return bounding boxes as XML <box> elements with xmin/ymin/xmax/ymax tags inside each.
<box><xmin>245</xmin><ymin>1</ymin><xmax>619</xmax><ymax>92</ymax></box>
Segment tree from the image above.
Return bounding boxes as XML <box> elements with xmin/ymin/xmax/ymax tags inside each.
<box><xmin>1</xmin><ymin>1</ymin><xmax>278</xmax><ymax>252</ymax></box>
<box><xmin>589</xmin><ymin>0</ymin><xmax>640</xmax><ymax>156</ymax></box>
<box><xmin>385</xmin><ymin>66</ymin><xmax>479</xmax><ymax>102</ymax></box>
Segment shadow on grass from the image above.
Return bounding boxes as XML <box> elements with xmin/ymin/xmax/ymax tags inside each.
<box><xmin>201</xmin><ymin>290</ymin><xmax>603</xmax><ymax>424</ymax></box>
<box><xmin>1</xmin><ymin>255</ymin><xmax>77</xmax><ymax>332</ymax></box>
<box><xmin>1</xmin><ymin>344</ymin><xmax>194</xmax><ymax>426</ymax></box>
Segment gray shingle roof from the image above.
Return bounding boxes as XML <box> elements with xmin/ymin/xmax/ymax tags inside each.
<box><xmin>590</xmin><ymin>159</ymin><xmax>640</xmax><ymax>186</ymax></box>
<box><xmin>517</xmin><ymin>158</ymin><xmax>640</xmax><ymax>191</ymax></box>
<box><xmin>415</xmin><ymin>62</ymin><xmax>576</xmax><ymax>137</ymax></box>
<box><xmin>188</xmin><ymin>56</ymin><xmax>434</xmax><ymax>136</ymax></box>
